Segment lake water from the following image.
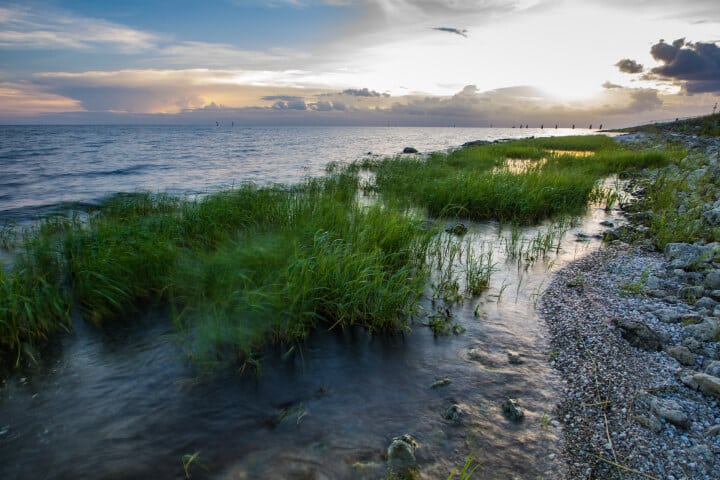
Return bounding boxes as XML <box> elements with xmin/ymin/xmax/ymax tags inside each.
<box><xmin>0</xmin><ymin>125</ymin><xmax>590</xmax><ymax>222</ymax></box>
<box><xmin>0</xmin><ymin>125</ymin><xmax>611</xmax><ymax>479</ymax></box>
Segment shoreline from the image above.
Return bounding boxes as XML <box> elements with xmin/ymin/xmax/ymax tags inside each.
<box><xmin>539</xmin><ymin>130</ymin><xmax>720</xmax><ymax>479</ymax></box>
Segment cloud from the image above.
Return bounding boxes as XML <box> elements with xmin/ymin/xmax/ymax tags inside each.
<box><xmin>649</xmin><ymin>38</ymin><xmax>720</xmax><ymax>94</ymax></box>
<box><xmin>272</xmin><ymin>99</ymin><xmax>308</xmax><ymax>110</ymax></box>
<box><xmin>602</xmin><ymin>81</ymin><xmax>623</xmax><ymax>89</ymax></box>
<box><xmin>262</xmin><ymin>95</ymin><xmax>305</xmax><ymax>102</ymax></box>
<box><xmin>615</xmin><ymin>58</ymin><xmax>644</xmax><ymax>74</ymax></box>
<box><xmin>341</xmin><ymin>88</ymin><xmax>383</xmax><ymax>97</ymax></box>
<box><xmin>0</xmin><ymin>5</ymin><xmax>158</xmax><ymax>52</ymax></box>
<box><xmin>432</xmin><ymin>27</ymin><xmax>468</xmax><ymax>38</ymax></box>
<box><xmin>0</xmin><ymin>82</ymin><xmax>84</xmax><ymax>115</ymax></box>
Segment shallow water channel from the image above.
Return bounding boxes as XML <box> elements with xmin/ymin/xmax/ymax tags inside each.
<box><xmin>0</xmin><ymin>204</ymin><xmax>622</xmax><ymax>479</ymax></box>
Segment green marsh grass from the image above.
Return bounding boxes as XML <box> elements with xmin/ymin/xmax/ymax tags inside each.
<box><xmin>0</xmin><ymin>134</ymin><xmax>674</xmax><ymax>368</ymax></box>
<box><xmin>362</xmin><ymin>136</ymin><xmax>671</xmax><ymax>225</ymax></box>
<box><xmin>0</xmin><ymin>228</ymin><xmax>71</xmax><ymax>366</ymax></box>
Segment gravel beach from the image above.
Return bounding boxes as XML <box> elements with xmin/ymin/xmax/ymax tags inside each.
<box><xmin>539</xmin><ymin>129</ymin><xmax>720</xmax><ymax>479</ymax></box>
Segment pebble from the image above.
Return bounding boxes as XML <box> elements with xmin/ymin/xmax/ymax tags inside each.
<box><xmin>539</xmin><ymin>243</ymin><xmax>720</xmax><ymax>479</ymax></box>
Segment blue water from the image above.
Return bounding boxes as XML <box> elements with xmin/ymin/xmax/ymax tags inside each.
<box><xmin>0</xmin><ymin>125</ymin><xmax>590</xmax><ymax>221</ymax></box>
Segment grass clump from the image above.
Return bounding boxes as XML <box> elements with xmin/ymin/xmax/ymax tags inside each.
<box><xmin>0</xmin><ymin>225</ymin><xmax>71</xmax><ymax>366</ymax></box>
<box><xmin>362</xmin><ymin>136</ymin><xmax>670</xmax><ymax>225</ymax></box>
<box><xmin>1</xmin><ymin>172</ymin><xmax>437</xmax><ymax>368</ymax></box>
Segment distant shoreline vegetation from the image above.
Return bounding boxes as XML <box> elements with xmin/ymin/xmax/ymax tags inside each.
<box><xmin>0</xmin><ymin>134</ymin><xmax>677</xmax><ymax>370</ymax></box>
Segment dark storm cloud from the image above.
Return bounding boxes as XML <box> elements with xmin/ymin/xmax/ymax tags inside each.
<box><xmin>649</xmin><ymin>38</ymin><xmax>720</xmax><ymax>94</ymax></box>
<box><xmin>341</xmin><ymin>88</ymin><xmax>382</xmax><ymax>97</ymax></box>
<box><xmin>432</xmin><ymin>27</ymin><xmax>468</xmax><ymax>38</ymax></box>
<box><xmin>615</xmin><ymin>59</ymin><xmax>644</xmax><ymax>74</ymax></box>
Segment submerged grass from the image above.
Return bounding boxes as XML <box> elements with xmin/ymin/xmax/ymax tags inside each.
<box><xmin>1</xmin><ymin>172</ymin><xmax>436</xmax><ymax>367</ymax></box>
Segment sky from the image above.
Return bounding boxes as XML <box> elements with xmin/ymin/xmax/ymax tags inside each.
<box><xmin>1</xmin><ymin>0</ymin><xmax>719</xmax><ymax>127</ymax></box>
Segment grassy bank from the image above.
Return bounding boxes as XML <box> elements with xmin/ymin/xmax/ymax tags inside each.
<box><xmin>0</xmin><ymin>134</ymin><xmax>676</xmax><ymax>369</ymax></box>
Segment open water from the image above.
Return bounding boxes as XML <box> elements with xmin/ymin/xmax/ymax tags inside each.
<box><xmin>0</xmin><ymin>125</ymin><xmax>608</xmax><ymax>479</ymax></box>
<box><xmin>0</xmin><ymin>125</ymin><xmax>588</xmax><ymax>222</ymax></box>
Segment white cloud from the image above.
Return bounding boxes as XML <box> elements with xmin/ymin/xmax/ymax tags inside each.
<box><xmin>0</xmin><ymin>5</ymin><xmax>159</xmax><ymax>51</ymax></box>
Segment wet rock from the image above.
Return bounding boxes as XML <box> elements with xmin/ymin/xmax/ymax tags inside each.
<box><xmin>430</xmin><ymin>378</ymin><xmax>451</xmax><ymax>389</ymax></box>
<box><xmin>501</xmin><ymin>398</ymin><xmax>524</xmax><ymax>422</ymax></box>
<box><xmin>386</xmin><ymin>434</ymin><xmax>417</xmax><ymax>475</ymax></box>
<box><xmin>666</xmin><ymin>345</ymin><xmax>696</xmax><ymax>366</ymax></box>
<box><xmin>650</xmin><ymin>397</ymin><xmax>690</xmax><ymax>429</ymax></box>
<box><xmin>614</xmin><ymin>318</ymin><xmax>663</xmax><ymax>351</ymax></box>
<box><xmin>703</xmin><ymin>360</ymin><xmax>720</xmax><ymax>377</ymax></box>
<box><xmin>709</xmin><ymin>290</ymin><xmax>720</xmax><ymax>302</ymax></box>
<box><xmin>443</xmin><ymin>404</ymin><xmax>462</xmax><ymax>423</ymax></box>
<box><xmin>599</xmin><ymin>220</ymin><xmax>615</xmax><ymax>228</ymax></box>
<box><xmin>507</xmin><ymin>350</ymin><xmax>524</xmax><ymax>365</ymax></box>
<box><xmin>402</xmin><ymin>147</ymin><xmax>418</xmax><ymax>154</ymax></box>
<box><xmin>634</xmin><ymin>414</ymin><xmax>663</xmax><ymax>433</ymax></box>
<box><xmin>683</xmin><ymin>318</ymin><xmax>719</xmax><ymax>342</ymax></box>
<box><xmin>445</xmin><ymin>223</ymin><xmax>468</xmax><ymax>235</ymax></box>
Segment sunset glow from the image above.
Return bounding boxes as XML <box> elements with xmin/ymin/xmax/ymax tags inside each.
<box><xmin>1</xmin><ymin>1</ymin><xmax>719</xmax><ymax>126</ymax></box>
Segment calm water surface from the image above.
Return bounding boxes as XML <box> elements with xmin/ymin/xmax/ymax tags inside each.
<box><xmin>0</xmin><ymin>125</ymin><xmax>608</xmax><ymax>479</ymax></box>
<box><xmin>0</xmin><ymin>125</ymin><xmax>590</xmax><ymax>220</ymax></box>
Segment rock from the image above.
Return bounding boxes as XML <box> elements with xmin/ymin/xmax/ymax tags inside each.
<box><xmin>655</xmin><ymin>308</ymin><xmax>681</xmax><ymax>323</ymax></box>
<box><xmin>650</xmin><ymin>397</ymin><xmax>690</xmax><ymax>429</ymax></box>
<box><xmin>507</xmin><ymin>351</ymin><xmax>524</xmax><ymax>365</ymax></box>
<box><xmin>695</xmin><ymin>296</ymin><xmax>718</xmax><ymax>310</ymax></box>
<box><xmin>682</xmin><ymin>374</ymin><xmax>700</xmax><ymax>390</ymax></box>
<box><xmin>634</xmin><ymin>414</ymin><xmax>663</xmax><ymax>433</ymax></box>
<box><xmin>693</xmin><ymin>373</ymin><xmax>720</xmax><ymax>398</ymax></box>
<box><xmin>614</xmin><ymin>318</ymin><xmax>663</xmax><ymax>351</ymax></box>
<box><xmin>703</xmin><ymin>360</ymin><xmax>720</xmax><ymax>377</ymax></box>
<box><xmin>709</xmin><ymin>290</ymin><xmax>720</xmax><ymax>302</ymax></box>
<box><xmin>431</xmin><ymin>378</ymin><xmax>451</xmax><ymax>389</ymax></box>
<box><xmin>683</xmin><ymin>337</ymin><xmax>703</xmax><ymax>353</ymax></box>
<box><xmin>679</xmin><ymin>313</ymin><xmax>702</xmax><ymax>324</ymax></box>
<box><xmin>664</xmin><ymin>243</ymin><xmax>713</xmax><ymax>270</ymax></box>
<box><xmin>683</xmin><ymin>318</ymin><xmax>719</xmax><ymax>342</ymax></box>
<box><xmin>666</xmin><ymin>345</ymin><xmax>696</xmax><ymax>366</ymax></box>
<box><xmin>386</xmin><ymin>434</ymin><xmax>417</xmax><ymax>475</ymax></box>
<box><xmin>687</xmin><ymin>445</ymin><xmax>715</xmax><ymax>467</ymax></box>
<box><xmin>501</xmin><ymin>398</ymin><xmax>524</xmax><ymax>422</ymax></box>
<box><xmin>678</xmin><ymin>285</ymin><xmax>705</xmax><ymax>301</ymax></box>
<box><xmin>445</xmin><ymin>223</ymin><xmax>468</xmax><ymax>235</ymax></box>
<box><xmin>645</xmin><ymin>274</ymin><xmax>662</xmax><ymax>289</ymax></box>
<box><xmin>703</xmin><ymin>207</ymin><xmax>720</xmax><ymax>225</ymax></box>
<box><xmin>443</xmin><ymin>404</ymin><xmax>462</xmax><ymax>423</ymax></box>
<box><xmin>704</xmin><ymin>424</ymin><xmax>720</xmax><ymax>438</ymax></box>
<box><xmin>402</xmin><ymin>147</ymin><xmax>418</xmax><ymax>154</ymax></box>
<box><xmin>704</xmin><ymin>270</ymin><xmax>720</xmax><ymax>290</ymax></box>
